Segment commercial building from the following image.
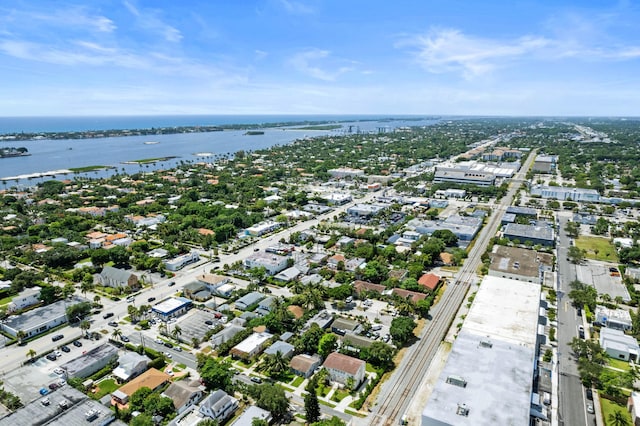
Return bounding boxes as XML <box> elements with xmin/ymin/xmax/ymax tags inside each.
<box><xmin>230</xmin><ymin>332</ymin><xmax>273</xmax><ymax>360</ymax></box>
<box><xmin>320</xmin><ymin>192</ymin><xmax>352</xmax><ymax>205</ymax></box>
<box><xmin>60</xmin><ymin>344</ymin><xmax>118</xmax><ymax>379</ymax></box>
<box><xmin>532</xmin><ymin>155</ymin><xmax>557</xmax><ymax>173</ymax></box>
<box><xmin>433</xmin><ymin>168</ymin><xmax>495</xmax><ymax>187</ymax></box>
<box><xmin>243</xmin><ymin>252</ymin><xmax>289</xmax><ymax>275</ymax></box>
<box><xmin>488</xmin><ymin>246</ymin><xmax>554</xmax><ymax>283</ymax></box>
<box><xmin>503</xmin><ymin>222</ymin><xmax>555</xmax><ymax>247</ymax></box>
<box><xmin>152</xmin><ymin>297</ymin><xmax>193</xmax><ymax>321</ymax></box>
<box><xmin>600</xmin><ymin>328</ymin><xmax>639</xmax><ymax>361</ymax></box>
<box><xmin>506</xmin><ymin>206</ymin><xmax>538</xmax><ymax>218</ymax></box>
<box><xmin>409</xmin><ymin>215</ymin><xmax>483</xmax><ymax>243</ymax></box>
<box><xmin>421</xmin><ymin>276</ymin><xmax>541</xmax><ymax>426</ymax></box>
<box><xmin>529</xmin><ymin>185</ymin><xmax>601</xmax><ymax>202</ymax></box>
<box><xmin>595</xmin><ymin>305</ymin><xmax>633</xmax><ymax>331</ymax></box>
<box><xmin>328</xmin><ymin>167</ymin><xmax>365</xmax><ymax>179</ymax></box>
<box><xmin>244</xmin><ymin>221</ymin><xmax>280</xmax><ymax>237</ymax></box>
<box><xmin>164</xmin><ymin>250</ymin><xmax>200</xmax><ymax>272</ymax></box>
<box><xmin>323</xmin><ymin>352</ymin><xmax>366</xmax><ymax>388</ymax></box>
<box><xmin>346</xmin><ymin>203</ymin><xmax>387</xmax><ymax>217</ymax></box>
<box><xmin>0</xmin><ymin>296</ymin><xmax>85</xmax><ymax>338</ymax></box>
<box><xmin>0</xmin><ymin>387</ymin><xmax>121</xmax><ymax>426</ymax></box>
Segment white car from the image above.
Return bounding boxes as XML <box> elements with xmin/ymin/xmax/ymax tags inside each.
<box><xmin>164</xmin><ymin>352</ymin><xmax>172</xmax><ymax>358</ymax></box>
<box><xmin>53</xmin><ymin>368</ymin><xmax>64</xmax><ymax>375</ymax></box>
<box><xmin>54</xmin><ymin>351</ymin><xmax>62</xmax><ymax>358</ymax></box>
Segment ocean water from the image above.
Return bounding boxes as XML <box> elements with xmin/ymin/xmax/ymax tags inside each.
<box><xmin>0</xmin><ymin>115</ymin><xmax>439</xmax><ymax>181</ymax></box>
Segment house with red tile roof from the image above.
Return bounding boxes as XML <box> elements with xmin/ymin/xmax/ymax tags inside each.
<box><xmin>391</xmin><ymin>288</ymin><xmax>427</xmax><ymax>303</ymax></box>
<box><xmin>418</xmin><ymin>273</ymin><xmax>441</xmax><ymax>292</ymax></box>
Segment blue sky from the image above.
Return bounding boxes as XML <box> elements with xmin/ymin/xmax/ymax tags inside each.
<box><xmin>1</xmin><ymin>0</ymin><xmax>639</xmax><ymax>116</ymax></box>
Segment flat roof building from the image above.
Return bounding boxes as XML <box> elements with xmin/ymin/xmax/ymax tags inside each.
<box><xmin>0</xmin><ymin>296</ymin><xmax>86</xmax><ymax>338</ymax></box>
<box><xmin>61</xmin><ymin>343</ymin><xmax>118</xmax><ymax>379</ymax></box>
<box><xmin>529</xmin><ymin>185</ymin><xmax>600</xmax><ymax>202</ymax></box>
<box><xmin>503</xmin><ymin>222</ymin><xmax>555</xmax><ymax>247</ymax></box>
<box><xmin>433</xmin><ymin>168</ymin><xmax>495</xmax><ymax>187</ymax></box>
<box><xmin>230</xmin><ymin>332</ymin><xmax>273</xmax><ymax>359</ymax></box>
<box><xmin>152</xmin><ymin>297</ymin><xmax>193</xmax><ymax>321</ymax></box>
<box><xmin>595</xmin><ymin>305</ymin><xmax>633</xmax><ymax>331</ymax></box>
<box><xmin>422</xmin><ymin>276</ymin><xmax>541</xmax><ymax>426</ymax></box>
<box><xmin>488</xmin><ymin>246</ymin><xmax>554</xmax><ymax>283</ymax></box>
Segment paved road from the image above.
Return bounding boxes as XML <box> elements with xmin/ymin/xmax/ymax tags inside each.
<box><xmin>367</xmin><ymin>148</ymin><xmax>538</xmax><ymax>426</ymax></box>
<box><xmin>556</xmin><ymin>213</ymin><xmax>593</xmax><ymax>426</ymax></box>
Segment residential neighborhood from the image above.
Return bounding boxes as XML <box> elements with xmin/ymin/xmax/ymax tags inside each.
<box><xmin>1</xmin><ymin>118</ymin><xmax>640</xmax><ymax>426</ymax></box>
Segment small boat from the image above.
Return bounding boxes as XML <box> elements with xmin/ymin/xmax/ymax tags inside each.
<box><xmin>144</xmin><ymin>141</ymin><xmax>160</xmax><ymax>145</ymax></box>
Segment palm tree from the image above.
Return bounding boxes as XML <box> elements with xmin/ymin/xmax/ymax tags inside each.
<box><xmin>80</xmin><ymin>281</ymin><xmax>94</xmax><ymax>298</ymax></box>
<box><xmin>608</xmin><ymin>410</ymin><xmax>630</xmax><ymax>426</ymax></box>
<box><xmin>16</xmin><ymin>330</ymin><xmax>26</xmax><ymax>345</ymax></box>
<box><xmin>128</xmin><ymin>305</ymin><xmax>139</xmax><ymax>323</ymax></box>
<box><xmin>171</xmin><ymin>325</ymin><xmax>182</xmax><ymax>343</ymax></box>
<box><xmin>26</xmin><ymin>348</ymin><xmax>37</xmax><ymax>362</ymax></box>
<box><xmin>264</xmin><ymin>351</ymin><xmax>289</xmax><ymax>376</ymax></box>
<box><xmin>80</xmin><ymin>320</ymin><xmax>91</xmax><ymax>338</ymax></box>
<box><xmin>159</xmin><ymin>322</ymin><xmax>167</xmax><ymax>336</ymax></box>
<box><xmin>112</xmin><ymin>328</ymin><xmax>123</xmax><ymax>341</ymax></box>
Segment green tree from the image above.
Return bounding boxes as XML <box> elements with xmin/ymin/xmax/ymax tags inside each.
<box><xmin>26</xmin><ymin>348</ymin><xmax>37</xmax><ymax>361</ymax></box>
<box><xmin>80</xmin><ymin>281</ymin><xmax>94</xmax><ymax>298</ymax></box>
<box><xmin>390</xmin><ymin>316</ymin><xmax>417</xmax><ymax>346</ymax></box>
<box><xmin>199</xmin><ymin>357</ymin><xmax>234</xmax><ymax>393</ymax></box>
<box><xmin>305</xmin><ymin>386</ymin><xmax>320</xmax><ymax>423</ymax></box>
<box><xmin>112</xmin><ymin>328</ymin><xmax>123</xmax><ymax>341</ymax></box>
<box><xmin>109</xmin><ymin>245</ymin><xmax>130</xmax><ymax>266</ymax></box>
<box><xmin>79</xmin><ymin>320</ymin><xmax>91</xmax><ymax>338</ymax></box>
<box><xmin>248</xmin><ymin>383</ymin><xmax>289</xmax><ymax>421</ymax></box>
<box><xmin>311</xmin><ymin>417</ymin><xmax>347</xmax><ymax>426</ymax></box>
<box><xmin>130</xmin><ymin>413</ymin><xmax>153</xmax><ymax>426</ymax></box>
<box><xmin>295</xmin><ymin>323</ymin><xmax>325</xmax><ymax>354</ymax></box>
<box><xmin>171</xmin><ymin>325</ymin><xmax>182</xmax><ymax>343</ymax></box>
<box><xmin>142</xmin><ymin>393</ymin><xmax>174</xmax><ymax>417</ymax></box>
<box><xmin>363</xmin><ymin>341</ymin><xmax>396</xmax><ymax>370</ymax></box>
<box><xmin>568</xmin><ymin>280</ymin><xmax>598</xmax><ymax>312</ymax></box>
<box><xmin>90</xmin><ymin>249</ymin><xmax>111</xmax><ymax>268</ymax></box>
<box><xmin>565</xmin><ymin>221</ymin><xmax>580</xmax><ymax>238</ymax></box>
<box><xmin>608</xmin><ymin>410</ymin><xmax>630</xmax><ymax>426</ymax></box>
<box><xmin>318</xmin><ymin>333</ymin><xmax>338</xmax><ymax>358</ymax></box>
<box><xmin>39</xmin><ymin>285</ymin><xmax>61</xmax><ymax>304</ymax></box>
<box><xmin>567</xmin><ymin>245</ymin><xmax>586</xmax><ymax>264</ymax></box>
<box><xmin>129</xmin><ymin>387</ymin><xmax>153</xmax><ymax>411</ymax></box>
<box><xmin>431</xmin><ymin>229</ymin><xmax>459</xmax><ymax>246</ymax></box>
<box><xmin>263</xmin><ymin>351</ymin><xmax>289</xmax><ymax>376</ymax></box>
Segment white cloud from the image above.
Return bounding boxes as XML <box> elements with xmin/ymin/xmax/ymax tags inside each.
<box><xmin>123</xmin><ymin>0</ymin><xmax>182</xmax><ymax>42</ymax></box>
<box><xmin>288</xmin><ymin>49</ymin><xmax>353</xmax><ymax>81</ymax></box>
<box><xmin>277</xmin><ymin>0</ymin><xmax>315</xmax><ymax>15</ymax></box>
<box><xmin>402</xmin><ymin>28</ymin><xmax>550</xmax><ymax>78</ymax></box>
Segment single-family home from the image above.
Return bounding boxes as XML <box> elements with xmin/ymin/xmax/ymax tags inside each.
<box><xmin>600</xmin><ymin>328</ymin><xmax>639</xmax><ymax>361</ymax></box>
<box><xmin>161</xmin><ymin>380</ymin><xmax>205</xmax><ymax>415</ymax></box>
<box><xmin>112</xmin><ymin>352</ymin><xmax>149</xmax><ymax>383</ymax></box>
<box><xmin>7</xmin><ymin>286</ymin><xmax>41</xmax><ymax>313</ymax></box>
<box><xmin>199</xmin><ymin>389</ymin><xmax>239</xmax><ymax>422</ymax></box>
<box><xmin>391</xmin><ymin>288</ymin><xmax>427</xmax><ymax>303</ymax></box>
<box><xmin>230</xmin><ymin>332</ymin><xmax>273</xmax><ymax>360</ymax></box>
<box><xmin>230</xmin><ymin>406</ymin><xmax>272</xmax><ymax>426</ymax></box>
<box><xmin>595</xmin><ymin>305</ymin><xmax>633</xmax><ymax>331</ymax></box>
<box><xmin>331</xmin><ymin>317</ymin><xmax>361</xmax><ymax>336</ymax></box>
<box><xmin>323</xmin><ymin>352</ymin><xmax>366</xmax><ymax>388</ymax></box>
<box><xmin>112</xmin><ymin>368</ymin><xmax>171</xmax><ymax>405</ymax></box>
<box><xmin>264</xmin><ymin>341</ymin><xmax>295</xmax><ymax>358</ymax></box>
<box><xmin>235</xmin><ymin>292</ymin><xmax>265</xmax><ymax>311</ymax></box>
<box><xmin>290</xmin><ymin>354</ymin><xmax>322</xmax><ymax>378</ymax></box>
<box><xmin>418</xmin><ymin>273</ymin><xmax>441</xmax><ymax>292</ymax></box>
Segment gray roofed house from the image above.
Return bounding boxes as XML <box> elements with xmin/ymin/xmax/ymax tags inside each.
<box><xmin>161</xmin><ymin>380</ymin><xmax>205</xmax><ymax>414</ymax></box>
<box><xmin>211</xmin><ymin>324</ymin><xmax>246</xmax><ymax>348</ymax></box>
<box><xmin>264</xmin><ymin>341</ymin><xmax>295</xmax><ymax>358</ymax></box>
<box><xmin>113</xmin><ymin>351</ymin><xmax>149</xmax><ymax>382</ymax></box>
<box><xmin>331</xmin><ymin>317</ymin><xmax>361</xmax><ymax>335</ymax></box>
<box><xmin>290</xmin><ymin>354</ymin><xmax>322</xmax><ymax>378</ymax></box>
<box><xmin>341</xmin><ymin>332</ymin><xmax>375</xmax><ymax>350</ymax></box>
<box><xmin>199</xmin><ymin>389</ymin><xmax>239</xmax><ymax>422</ymax></box>
<box><xmin>231</xmin><ymin>406</ymin><xmax>272</xmax><ymax>426</ymax></box>
<box><xmin>274</xmin><ymin>266</ymin><xmax>302</xmax><ymax>282</ymax></box>
<box><xmin>305</xmin><ymin>310</ymin><xmax>334</xmax><ymax>330</ymax></box>
<box><xmin>95</xmin><ymin>265</ymin><xmax>139</xmax><ymax>289</ymax></box>
<box><xmin>235</xmin><ymin>291</ymin><xmax>265</xmax><ymax>311</ymax></box>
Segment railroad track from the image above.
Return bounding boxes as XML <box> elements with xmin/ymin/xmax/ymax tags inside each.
<box><xmin>368</xmin><ymin>150</ymin><xmax>537</xmax><ymax>425</ymax></box>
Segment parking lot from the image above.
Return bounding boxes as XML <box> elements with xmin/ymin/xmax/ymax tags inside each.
<box><xmin>171</xmin><ymin>309</ymin><xmax>226</xmax><ymax>344</ymax></box>
<box><xmin>324</xmin><ymin>298</ymin><xmax>395</xmax><ymax>341</ymax></box>
<box><xmin>576</xmin><ymin>261</ymin><xmax>630</xmax><ymax>302</ymax></box>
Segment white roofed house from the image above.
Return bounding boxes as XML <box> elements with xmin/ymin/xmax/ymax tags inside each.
<box><xmin>231</xmin><ymin>332</ymin><xmax>273</xmax><ymax>360</ymax></box>
<box><xmin>600</xmin><ymin>328</ymin><xmax>639</xmax><ymax>362</ymax></box>
<box><xmin>199</xmin><ymin>389</ymin><xmax>239</xmax><ymax>422</ymax></box>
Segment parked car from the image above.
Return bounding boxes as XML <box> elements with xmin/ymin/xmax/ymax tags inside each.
<box><xmin>72</xmin><ymin>340</ymin><xmax>82</xmax><ymax>347</ymax></box>
<box><xmin>164</xmin><ymin>352</ymin><xmax>172</xmax><ymax>358</ymax></box>
<box><xmin>103</xmin><ymin>312</ymin><xmax>114</xmax><ymax>319</ymax></box>
<box><xmin>174</xmin><ymin>346</ymin><xmax>182</xmax><ymax>352</ymax></box>
<box><xmin>586</xmin><ymin>388</ymin><xmax>593</xmax><ymax>400</ymax></box>
<box><xmin>587</xmin><ymin>403</ymin><xmax>594</xmax><ymax>414</ymax></box>
<box><xmin>108</xmin><ymin>321</ymin><xmax>118</xmax><ymax>327</ymax></box>
<box><xmin>204</xmin><ymin>320</ymin><xmax>214</xmax><ymax>326</ymax></box>
<box><xmin>121</xmin><ymin>336</ymin><xmax>130</xmax><ymax>342</ymax></box>
<box><xmin>53</xmin><ymin>368</ymin><xmax>64</xmax><ymax>375</ymax></box>
<box><xmin>54</xmin><ymin>351</ymin><xmax>62</xmax><ymax>358</ymax></box>
<box><xmin>46</xmin><ymin>353</ymin><xmax>57</xmax><ymax>361</ymax></box>
<box><xmin>60</xmin><ymin>345</ymin><xmax>70</xmax><ymax>353</ymax></box>
<box><xmin>251</xmin><ymin>376</ymin><xmax>262</xmax><ymax>383</ymax></box>
<box><xmin>148</xmin><ymin>297</ymin><xmax>156</xmax><ymax>302</ymax></box>
<box><xmin>51</xmin><ymin>334</ymin><xmax>64</xmax><ymax>342</ymax></box>
<box><xmin>164</xmin><ymin>342</ymin><xmax>173</xmax><ymax>348</ymax></box>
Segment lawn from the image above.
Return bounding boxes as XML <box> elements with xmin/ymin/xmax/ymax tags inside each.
<box><xmin>0</xmin><ymin>295</ymin><xmax>13</xmax><ymax>306</ymax></box>
<box><xmin>92</xmin><ymin>378</ymin><xmax>118</xmax><ymax>399</ymax></box>
<box><xmin>575</xmin><ymin>236</ymin><xmax>619</xmax><ymax>262</ymax></box>
<box><xmin>331</xmin><ymin>388</ymin><xmax>351</xmax><ymax>402</ymax></box>
<box><xmin>607</xmin><ymin>357</ymin><xmax>631</xmax><ymax>371</ymax></box>
<box><xmin>601</xmin><ymin>397</ymin><xmax>632</xmax><ymax>425</ymax></box>
<box><xmin>291</xmin><ymin>376</ymin><xmax>304</xmax><ymax>387</ymax></box>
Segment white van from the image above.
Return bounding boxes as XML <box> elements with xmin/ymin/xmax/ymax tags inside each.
<box><xmin>371</xmin><ymin>324</ymin><xmax>383</xmax><ymax>331</ymax></box>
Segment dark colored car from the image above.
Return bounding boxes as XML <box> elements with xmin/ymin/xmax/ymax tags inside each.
<box><xmin>46</xmin><ymin>353</ymin><xmax>57</xmax><ymax>361</ymax></box>
<box><xmin>168</xmin><ymin>281</ymin><xmax>176</xmax><ymax>287</ymax></box>
<box><xmin>103</xmin><ymin>312</ymin><xmax>114</xmax><ymax>319</ymax></box>
<box><xmin>108</xmin><ymin>321</ymin><xmax>118</xmax><ymax>327</ymax></box>
<box><xmin>163</xmin><ymin>341</ymin><xmax>173</xmax><ymax>348</ymax></box>
<box><xmin>60</xmin><ymin>345</ymin><xmax>70</xmax><ymax>353</ymax></box>
<box><xmin>51</xmin><ymin>334</ymin><xmax>64</xmax><ymax>342</ymax></box>
<box><xmin>148</xmin><ymin>297</ymin><xmax>156</xmax><ymax>302</ymax></box>
<box><xmin>586</xmin><ymin>388</ymin><xmax>593</xmax><ymax>400</ymax></box>
<box><xmin>121</xmin><ymin>336</ymin><xmax>130</xmax><ymax>342</ymax></box>
<box><xmin>204</xmin><ymin>320</ymin><xmax>214</xmax><ymax>326</ymax></box>
<box><xmin>72</xmin><ymin>340</ymin><xmax>82</xmax><ymax>347</ymax></box>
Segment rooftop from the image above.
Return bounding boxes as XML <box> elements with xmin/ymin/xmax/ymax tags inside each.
<box><xmin>61</xmin><ymin>343</ymin><xmax>118</xmax><ymax>377</ymax></box>
<box><xmin>489</xmin><ymin>246</ymin><xmax>553</xmax><ymax>279</ymax></box>
<box><xmin>117</xmin><ymin>368</ymin><xmax>171</xmax><ymax>397</ymax></box>
<box><xmin>323</xmin><ymin>352</ymin><xmax>365</xmax><ymax>375</ymax></box>
<box><xmin>152</xmin><ymin>297</ymin><xmax>192</xmax><ymax>314</ymax></box>
<box><xmin>503</xmin><ymin>222</ymin><xmax>555</xmax><ymax>242</ymax></box>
